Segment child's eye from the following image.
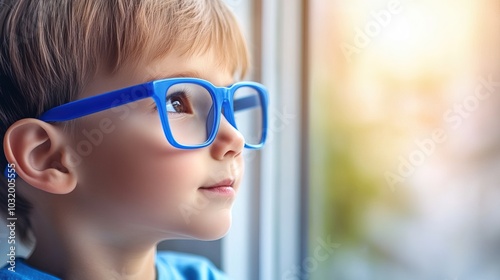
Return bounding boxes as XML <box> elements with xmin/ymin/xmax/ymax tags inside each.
<box><xmin>166</xmin><ymin>92</ymin><xmax>193</xmax><ymax>114</ymax></box>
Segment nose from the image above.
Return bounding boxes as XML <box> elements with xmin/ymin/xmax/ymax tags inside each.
<box><xmin>209</xmin><ymin>115</ymin><xmax>245</xmax><ymax>160</ymax></box>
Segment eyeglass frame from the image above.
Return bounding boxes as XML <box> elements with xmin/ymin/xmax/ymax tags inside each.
<box><xmin>39</xmin><ymin>77</ymin><xmax>269</xmax><ymax>150</ymax></box>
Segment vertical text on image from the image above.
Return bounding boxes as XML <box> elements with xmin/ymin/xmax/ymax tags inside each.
<box><xmin>5</xmin><ymin>163</ymin><xmax>17</xmax><ymax>272</ymax></box>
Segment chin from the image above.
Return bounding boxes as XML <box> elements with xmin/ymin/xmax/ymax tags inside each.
<box><xmin>190</xmin><ymin>210</ymin><xmax>233</xmax><ymax>241</ymax></box>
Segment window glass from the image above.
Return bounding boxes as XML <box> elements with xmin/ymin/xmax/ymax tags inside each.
<box><xmin>308</xmin><ymin>0</ymin><xmax>500</xmax><ymax>279</ymax></box>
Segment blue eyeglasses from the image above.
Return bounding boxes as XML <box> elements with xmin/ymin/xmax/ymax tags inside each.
<box><xmin>39</xmin><ymin>77</ymin><xmax>269</xmax><ymax>149</ymax></box>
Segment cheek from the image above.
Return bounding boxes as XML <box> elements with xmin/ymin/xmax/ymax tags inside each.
<box><xmin>69</xmin><ymin>112</ymin><xmax>207</xmax><ymax>226</ymax></box>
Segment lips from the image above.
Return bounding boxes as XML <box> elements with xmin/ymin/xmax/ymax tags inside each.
<box><xmin>199</xmin><ymin>179</ymin><xmax>235</xmax><ymax>196</ymax></box>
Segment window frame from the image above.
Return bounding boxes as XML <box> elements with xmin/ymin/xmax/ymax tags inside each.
<box><xmin>222</xmin><ymin>0</ymin><xmax>309</xmax><ymax>279</ymax></box>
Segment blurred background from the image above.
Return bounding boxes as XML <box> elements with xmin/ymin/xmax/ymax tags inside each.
<box><xmin>308</xmin><ymin>0</ymin><xmax>500</xmax><ymax>279</ymax></box>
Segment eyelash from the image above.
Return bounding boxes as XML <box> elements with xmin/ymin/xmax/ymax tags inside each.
<box><xmin>150</xmin><ymin>86</ymin><xmax>193</xmax><ymax>112</ymax></box>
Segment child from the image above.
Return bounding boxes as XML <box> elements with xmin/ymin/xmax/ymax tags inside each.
<box><xmin>0</xmin><ymin>0</ymin><xmax>268</xmax><ymax>279</ymax></box>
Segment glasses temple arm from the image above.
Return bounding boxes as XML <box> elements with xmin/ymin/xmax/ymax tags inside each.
<box><xmin>233</xmin><ymin>95</ymin><xmax>260</xmax><ymax>112</ymax></box>
<box><xmin>40</xmin><ymin>84</ymin><xmax>153</xmax><ymax>122</ymax></box>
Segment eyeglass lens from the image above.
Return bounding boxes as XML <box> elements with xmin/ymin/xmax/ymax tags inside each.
<box><xmin>164</xmin><ymin>83</ymin><xmax>264</xmax><ymax>146</ymax></box>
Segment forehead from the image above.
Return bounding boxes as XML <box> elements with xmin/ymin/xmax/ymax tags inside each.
<box><xmin>147</xmin><ymin>50</ymin><xmax>235</xmax><ymax>85</ymax></box>
<box><xmin>82</xmin><ymin>50</ymin><xmax>234</xmax><ymax>99</ymax></box>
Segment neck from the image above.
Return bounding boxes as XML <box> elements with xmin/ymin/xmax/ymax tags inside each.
<box><xmin>26</xmin><ymin>206</ymin><xmax>158</xmax><ymax>280</ymax></box>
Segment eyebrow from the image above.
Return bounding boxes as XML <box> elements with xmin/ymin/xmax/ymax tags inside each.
<box><xmin>149</xmin><ymin>71</ymin><xmax>204</xmax><ymax>81</ymax></box>
<box><xmin>149</xmin><ymin>71</ymin><xmax>234</xmax><ymax>87</ymax></box>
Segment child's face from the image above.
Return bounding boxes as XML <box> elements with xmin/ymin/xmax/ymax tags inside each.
<box><xmin>65</xmin><ymin>51</ymin><xmax>245</xmax><ymax>241</ymax></box>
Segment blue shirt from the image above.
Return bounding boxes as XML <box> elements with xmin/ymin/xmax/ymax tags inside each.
<box><xmin>0</xmin><ymin>252</ymin><xmax>228</xmax><ymax>279</ymax></box>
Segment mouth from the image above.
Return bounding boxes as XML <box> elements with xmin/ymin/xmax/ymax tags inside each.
<box><xmin>199</xmin><ymin>179</ymin><xmax>235</xmax><ymax>196</ymax></box>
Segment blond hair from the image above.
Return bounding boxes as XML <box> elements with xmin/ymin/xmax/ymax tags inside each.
<box><xmin>0</xmin><ymin>0</ymin><xmax>249</xmax><ymax>242</ymax></box>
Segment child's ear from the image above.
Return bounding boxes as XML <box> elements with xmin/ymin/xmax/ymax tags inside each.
<box><xmin>3</xmin><ymin>118</ymin><xmax>77</xmax><ymax>194</ymax></box>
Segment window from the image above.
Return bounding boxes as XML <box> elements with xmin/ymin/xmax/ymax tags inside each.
<box><xmin>222</xmin><ymin>0</ymin><xmax>306</xmax><ymax>279</ymax></box>
<box><xmin>307</xmin><ymin>0</ymin><xmax>500</xmax><ymax>279</ymax></box>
